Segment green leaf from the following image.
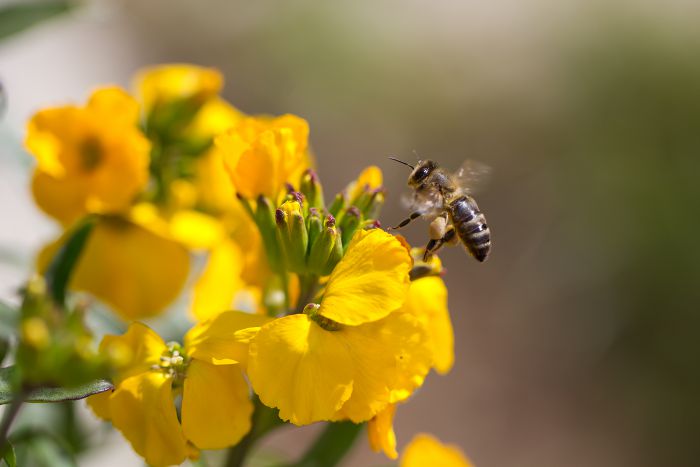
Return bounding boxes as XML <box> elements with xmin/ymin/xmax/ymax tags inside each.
<box><xmin>290</xmin><ymin>421</ymin><xmax>364</xmax><ymax>467</ymax></box>
<box><xmin>0</xmin><ymin>367</ymin><xmax>112</xmax><ymax>405</ymax></box>
<box><xmin>0</xmin><ymin>1</ymin><xmax>73</xmax><ymax>41</ymax></box>
<box><xmin>44</xmin><ymin>216</ymin><xmax>96</xmax><ymax>307</ymax></box>
<box><xmin>1</xmin><ymin>441</ymin><xmax>16</xmax><ymax>467</ymax></box>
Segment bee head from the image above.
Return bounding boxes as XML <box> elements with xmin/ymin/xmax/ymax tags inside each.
<box><xmin>408</xmin><ymin>160</ymin><xmax>438</xmax><ymax>188</ymax></box>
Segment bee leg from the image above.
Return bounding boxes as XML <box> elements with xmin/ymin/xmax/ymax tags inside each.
<box><xmin>423</xmin><ymin>227</ymin><xmax>456</xmax><ymax>261</ymax></box>
<box><xmin>429</xmin><ymin>214</ymin><xmax>448</xmax><ymax>240</ymax></box>
<box><xmin>391</xmin><ymin>211</ymin><xmax>423</xmax><ymax>230</ymax></box>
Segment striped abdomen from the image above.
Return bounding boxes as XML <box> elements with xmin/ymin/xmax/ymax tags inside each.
<box><xmin>448</xmin><ymin>195</ymin><xmax>491</xmax><ymax>262</ymax></box>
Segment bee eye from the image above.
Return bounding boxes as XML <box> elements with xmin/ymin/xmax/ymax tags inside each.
<box><xmin>414</xmin><ymin>166</ymin><xmax>430</xmax><ymax>182</ymax></box>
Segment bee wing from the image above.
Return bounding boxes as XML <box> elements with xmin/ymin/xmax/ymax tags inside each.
<box><xmin>455</xmin><ymin>159</ymin><xmax>491</xmax><ymax>194</ymax></box>
<box><xmin>401</xmin><ymin>192</ymin><xmax>442</xmax><ymax>217</ymax></box>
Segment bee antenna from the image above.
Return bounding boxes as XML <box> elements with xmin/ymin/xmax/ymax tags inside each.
<box><xmin>388</xmin><ymin>156</ymin><xmax>414</xmax><ymax>170</ymax></box>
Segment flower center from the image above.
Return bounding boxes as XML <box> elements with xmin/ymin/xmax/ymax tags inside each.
<box><xmin>303</xmin><ymin>303</ymin><xmax>343</xmax><ymax>332</ymax></box>
<box><xmin>156</xmin><ymin>342</ymin><xmax>190</xmax><ymax>387</ymax></box>
<box><xmin>80</xmin><ymin>137</ymin><xmax>104</xmax><ymax>172</ymax></box>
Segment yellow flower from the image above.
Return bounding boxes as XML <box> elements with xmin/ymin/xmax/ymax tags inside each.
<box><xmin>216</xmin><ymin>114</ymin><xmax>311</xmax><ymax>200</ymax></box>
<box><xmin>400</xmin><ymin>434</ymin><xmax>475</xmax><ymax>467</ymax></box>
<box><xmin>26</xmin><ymin>87</ymin><xmax>150</xmax><ymax>226</ymax></box>
<box><xmin>37</xmin><ymin>211</ymin><xmax>190</xmax><ymax>321</ymax></box>
<box><xmin>401</xmin><ymin>276</ymin><xmax>454</xmax><ymax>375</ymax></box>
<box><xmin>368</xmin><ymin>403</ymin><xmax>398</xmax><ymax>459</ymax></box>
<box><xmin>247</xmin><ymin>229</ymin><xmax>431</xmax><ymax>425</ymax></box>
<box><xmin>88</xmin><ymin>312</ymin><xmax>267</xmax><ymax>467</ymax></box>
<box><xmin>135</xmin><ymin>64</ymin><xmax>223</xmax><ymax>113</ymax></box>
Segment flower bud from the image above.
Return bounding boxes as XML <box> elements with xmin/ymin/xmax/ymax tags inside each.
<box><xmin>308</xmin><ymin>215</ymin><xmax>341</xmax><ymax>276</ymax></box>
<box><xmin>328</xmin><ymin>193</ymin><xmax>346</xmax><ymax>217</ymax></box>
<box><xmin>300</xmin><ymin>169</ymin><xmax>324</xmax><ymax>210</ymax></box>
<box><xmin>307</xmin><ymin>208</ymin><xmax>323</xmax><ymax>249</ymax></box>
<box><xmin>339</xmin><ymin>206</ymin><xmax>361</xmax><ymax>247</ymax></box>
<box><xmin>255</xmin><ymin>195</ymin><xmax>285</xmax><ymax>273</ymax></box>
<box><xmin>276</xmin><ymin>200</ymin><xmax>308</xmax><ymax>274</ymax></box>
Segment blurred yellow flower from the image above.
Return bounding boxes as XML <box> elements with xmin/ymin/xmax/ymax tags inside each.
<box><xmin>248</xmin><ymin>229</ymin><xmax>431</xmax><ymax>425</ymax></box>
<box><xmin>216</xmin><ymin>114</ymin><xmax>311</xmax><ymax>200</ymax></box>
<box><xmin>37</xmin><ymin>212</ymin><xmax>190</xmax><ymax>321</ymax></box>
<box><xmin>346</xmin><ymin>165</ymin><xmax>383</xmax><ymax>201</ymax></box>
<box><xmin>135</xmin><ymin>64</ymin><xmax>223</xmax><ymax>113</ymax></box>
<box><xmin>88</xmin><ymin>312</ymin><xmax>267</xmax><ymax>467</ymax></box>
<box><xmin>26</xmin><ymin>87</ymin><xmax>150</xmax><ymax>226</ymax></box>
<box><xmin>400</xmin><ymin>433</ymin><xmax>474</xmax><ymax>467</ymax></box>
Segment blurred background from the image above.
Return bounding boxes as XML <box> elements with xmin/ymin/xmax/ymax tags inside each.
<box><xmin>1</xmin><ymin>0</ymin><xmax>700</xmax><ymax>466</ymax></box>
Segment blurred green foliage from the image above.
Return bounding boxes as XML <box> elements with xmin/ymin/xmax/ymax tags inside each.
<box><xmin>0</xmin><ymin>1</ymin><xmax>72</xmax><ymax>41</ymax></box>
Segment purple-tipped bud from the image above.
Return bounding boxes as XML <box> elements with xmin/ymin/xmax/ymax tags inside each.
<box><xmin>285</xmin><ymin>182</ymin><xmax>296</xmax><ymax>193</ymax></box>
<box><xmin>346</xmin><ymin>206</ymin><xmax>361</xmax><ymax>218</ymax></box>
<box><xmin>275</xmin><ymin>208</ymin><xmax>286</xmax><ymax>225</ymax></box>
<box><xmin>325</xmin><ymin>214</ymin><xmax>336</xmax><ymax>227</ymax></box>
<box><xmin>291</xmin><ymin>191</ymin><xmax>305</xmax><ymax>205</ymax></box>
<box><xmin>309</xmin><ymin>207</ymin><xmax>319</xmax><ymax>217</ymax></box>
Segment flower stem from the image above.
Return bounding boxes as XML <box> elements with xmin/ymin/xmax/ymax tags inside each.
<box><xmin>0</xmin><ymin>396</ymin><xmax>24</xmax><ymax>458</ymax></box>
<box><xmin>224</xmin><ymin>397</ymin><xmax>283</xmax><ymax>467</ymax></box>
<box><xmin>294</xmin><ymin>274</ymin><xmax>319</xmax><ymax>314</ymax></box>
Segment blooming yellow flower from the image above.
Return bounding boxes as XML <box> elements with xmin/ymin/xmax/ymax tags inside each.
<box><xmin>26</xmin><ymin>87</ymin><xmax>150</xmax><ymax>226</ymax></box>
<box><xmin>401</xmin><ymin>433</ymin><xmax>475</xmax><ymax>467</ymax></box>
<box><xmin>216</xmin><ymin>114</ymin><xmax>311</xmax><ymax>200</ymax></box>
<box><xmin>88</xmin><ymin>312</ymin><xmax>267</xmax><ymax>467</ymax></box>
<box><xmin>247</xmin><ymin>229</ymin><xmax>432</xmax><ymax>425</ymax></box>
<box><xmin>135</xmin><ymin>64</ymin><xmax>223</xmax><ymax>114</ymax></box>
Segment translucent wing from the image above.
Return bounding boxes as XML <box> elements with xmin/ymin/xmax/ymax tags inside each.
<box><xmin>400</xmin><ymin>192</ymin><xmax>442</xmax><ymax>218</ymax></box>
<box><xmin>454</xmin><ymin>159</ymin><xmax>491</xmax><ymax>194</ymax></box>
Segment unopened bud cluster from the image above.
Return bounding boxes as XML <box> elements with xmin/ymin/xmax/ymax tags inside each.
<box><xmin>15</xmin><ymin>275</ymin><xmax>110</xmax><ymax>388</ymax></box>
<box><xmin>238</xmin><ymin>169</ymin><xmax>385</xmax><ymax>277</ymax></box>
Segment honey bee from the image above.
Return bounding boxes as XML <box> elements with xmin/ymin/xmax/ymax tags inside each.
<box><xmin>389</xmin><ymin>156</ymin><xmax>491</xmax><ymax>262</ymax></box>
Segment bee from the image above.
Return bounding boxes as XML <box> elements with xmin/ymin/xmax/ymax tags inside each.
<box><xmin>389</xmin><ymin>156</ymin><xmax>491</xmax><ymax>262</ymax></box>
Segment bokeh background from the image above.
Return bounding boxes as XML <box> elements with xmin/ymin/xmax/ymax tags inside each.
<box><xmin>2</xmin><ymin>0</ymin><xmax>700</xmax><ymax>466</ymax></box>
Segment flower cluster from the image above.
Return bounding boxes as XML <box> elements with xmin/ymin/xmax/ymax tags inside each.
<box><xmin>22</xmin><ymin>64</ymin><xmax>468</xmax><ymax>466</ymax></box>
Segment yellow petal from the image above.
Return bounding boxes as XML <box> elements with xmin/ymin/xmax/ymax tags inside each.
<box><xmin>100</xmin><ymin>322</ymin><xmax>166</xmax><ymax>384</ymax></box>
<box><xmin>135</xmin><ymin>64</ymin><xmax>223</xmax><ymax>111</ymax></box>
<box><xmin>333</xmin><ymin>311</ymin><xmax>431</xmax><ymax>422</ymax></box>
<box><xmin>86</xmin><ymin>86</ymin><xmax>140</xmax><ymax>126</ymax></box>
<box><xmin>110</xmin><ymin>372</ymin><xmax>187</xmax><ymax>467</ymax></box>
<box><xmin>169</xmin><ymin>210</ymin><xmax>226</xmax><ymax>251</ymax></box>
<box><xmin>216</xmin><ymin>114</ymin><xmax>310</xmax><ymax>200</ymax></box>
<box><xmin>37</xmin><ymin>217</ymin><xmax>190</xmax><ymax>321</ymax></box>
<box><xmin>187</xmin><ymin>97</ymin><xmax>245</xmax><ymax>140</ymax></box>
<box><xmin>400</xmin><ymin>434</ymin><xmax>474</xmax><ymax>467</ymax></box>
<box><xmin>247</xmin><ymin>314</ymin><xmax>354</xmax><ymax>425</ymax></box>
<box><xmin>182</xmin><ymin>360</ymin><xmax>253</xmax><ymax>449</ymax></box>
<box><xmin>194</xmin><ymin>147</ymin><xmax>237</xmax><ymax>214</ymax></box>
<box><xmin>86</xmin><ymin>390</ymin><xmax>112</xmax><ymax>421</ymax></box>
<box><xmin>348</xmin><ymin>165</ymin><xmax>383</xmax><ymax>200</ymax></box>
<box><xmin>31</xmin><ymin>170</ymin><xmax>88</xmax><ymax>228</ymax></box>
<box><xmin>402</xmin><ymin>276</ymin><xmax>454</xmax><ymax>374</ymax></box>
<box><xmin>368</xmin><ymin>403</ymin><xmax>398</xmax><ymax>460</ymax></box>
<box><xmin>319</xmin><ymin>229</ymin><xmax>411</xmax><ymax>326</ymax></box>
<box><xmin>185</xmin><ymin>311</ymin><xmax>270</xmax><ymax>367</ymax></box>
<box><xmin>191</xmin><ymin>240</ymin><xmax>245</xmax><ymax>321</ymax></box>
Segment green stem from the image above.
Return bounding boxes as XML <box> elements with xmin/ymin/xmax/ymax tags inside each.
<box><xmin>290</xmin><ymin>421</ymin><xmax>364</xmax><ymax>467</ymax></box>
<box><xmin>294</xmin><ymin>274</ymin><xmax>319</xmax><ymax>314</ymax></box>
<box><xmin>224</xmin><ymin>397</ymin><xmax>283</xmax><ymax>467</ymax></box>
<box><xmin>0</xmin><ymin>396</ymin><xmax>24</xmax><ymax>458</ymax></box>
